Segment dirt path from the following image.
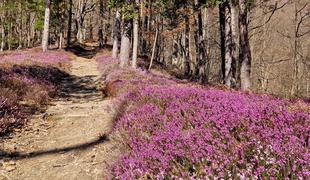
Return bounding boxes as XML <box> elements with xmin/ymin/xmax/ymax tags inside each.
<box><xmin>0</xmin><ymin>56</ymin><xmax>120</xmax><ymax>180</ymax></box>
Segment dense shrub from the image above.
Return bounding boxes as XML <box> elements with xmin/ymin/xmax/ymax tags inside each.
<box><xmin>97</xmin><ymin>55</ymin><xmax>310</xmax><ymax>179</ymax></box>
<box><xmin>0</xmin><ymin>48</ymin><xmax>71</xmax><ymax>66</ymax></box>
<box><xmin>0</xmin><ymin>49</ymin><xmax>71</xmax><ymax>135</ymax></box>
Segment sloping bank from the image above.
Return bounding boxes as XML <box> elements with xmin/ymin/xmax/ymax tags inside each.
<box><xmin>97</xmin><ymin>55</ymin><xmax>310</xmax><ymax>179</ymax></box>
<box><xmin>0</xmin><ymin>48</ymin><xmax>71</xmax><ymax>135</ymax></box>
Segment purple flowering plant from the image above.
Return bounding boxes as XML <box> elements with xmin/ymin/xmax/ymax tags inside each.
<box><xmin>97</xmin><ymin>55</ymin><xmax>310</xmax><ymax>179</ymax></box>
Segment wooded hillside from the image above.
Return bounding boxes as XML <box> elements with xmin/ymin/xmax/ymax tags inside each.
<box><xmin>0</xmin><ymin>0</ymin><xmax>309</xmax><ymax>97</ymax></box>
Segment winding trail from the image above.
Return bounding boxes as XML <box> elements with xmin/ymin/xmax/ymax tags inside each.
<box><xmin>0</xmin><ymin>56</ymin><xmax>120</xmax><ymax>180</ymax></box>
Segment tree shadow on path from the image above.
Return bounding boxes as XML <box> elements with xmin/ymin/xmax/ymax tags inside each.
<box><xmin>0</xmin><ymin>47</ymin><xmax>110</xmax><ymax>161</ymax></box>
<box><xmin>65</xmin><ymin>43</ymin><xmax>99</xmax><ymax>59</ymax></box>
<box><xmin>0</xmin><ymin>134</ymin><xmax>108</xmax><ymax>160</ymax></box>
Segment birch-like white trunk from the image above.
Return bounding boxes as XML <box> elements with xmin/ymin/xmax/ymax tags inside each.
<box><xmin>131</xmin><ymin>0</ymin><xmax>140</xmax><ymax>68</ymax></box>
<box><xmin>119</xmin><ymin>19</ymin><xmax>132</xmax><ymax>68</ymax></box>
<box><xmin>224</xmin><ymin>2</ymin><xmax>233</xmax><ymax>87</ymax></box>
<box><xmin>59</xmin><ymin>32</ymin><xmax>63</xmax><ymax>49</ymax></box>
<box><xmin>0</xmin><ymin>23</ymin><xmax>4</xmax><ymax>52</ymax></box>
<box><xmin>42</xmin><ymin>0</ymin><xmax>50</xmax><ymax>52</ymax></box>
<box><xmin>112</xmin><ymin>10</ymin><xmax>121</xmax><ymax>59</ymax></box>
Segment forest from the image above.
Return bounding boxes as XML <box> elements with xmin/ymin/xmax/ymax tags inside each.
<box><xmin>0</xmin><ymin>0</ymin><xmax>309</xmax><ymax>179</ymax></box>
<box><xmin>0</xmin><ymin>0</ymin><xmax>309</xmax><ymax>97</ymax></box>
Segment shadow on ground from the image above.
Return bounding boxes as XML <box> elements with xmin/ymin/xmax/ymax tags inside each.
<box><xmin>57</xmin><ymin>74</ymin><xmax>103</xmax><ymax>100</ymax></box>
<box><xmin>0</xmin><ymin>135</ymin><xmax>108</xmax><ymax>160</ymax></box>
<box><xmin>66</xmin><ymin>43</ymin><xmax>99</xmax><ymax>59</ymax></box>
<box><xmin>0</xmin><ymin>48</ymin><xmax>109</xmax><ymax>160</ymax></box>
<box><xmin>0</xmin><ymin>65</ymin><xmax>107</xmax><ymax>160</ymax></box>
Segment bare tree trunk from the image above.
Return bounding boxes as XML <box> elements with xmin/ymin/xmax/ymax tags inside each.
<box><xmin>8</xmin><ymin>22</ymin><xmax>12</xmax><ymax>50</ymax></box>
<box><xmin>194</xmin><ymin>0</ymin><xmax>207</xmax><ymax>83</ymax></box>
<box><xmin>59</xmin><ymin>31</ymin><xmax>63</xmax><ymax>49</ymax></box>
<box><xmin>132</xmin><ymin>0</ymin><xmax>140</xmax><ymax>69</ymax></box>
<box><xmin>0</xmin><ymin>1</ymin><xmax>3</xmax><ymax>52</ymax></box>
<box><xmin>224</xmin><ymin>3</ymin><xmax>233</xmax><ymax>87</ymax></box>
<box><xmin>112</xmin><ymin>10</ymin><xmax>121</xmax><ymax>59</ymax></box>
<box><xmin>98</xmin><ymin>0</ymin><xmax>105</xmax><ymax>48</ymax></box>
<box><xmin>30</xmin><ymin>12</ymin><xmax>36</xmax><ymax>47</ymax></box>
<box><xmin>77</xmin><ymin>21</ymin><xmax>84</xmax><ymax>44</ymax></box>
<box><xmin>18</xmin><ymin>2</ymin><xmax>23</xmax><ymax>49</ymax></box>
<box><xmin>219</xmin><ymin>1</ymin><xmax>234</xmax><ymax>87</ymax></box>
<box><xmin>239</xmin><ymin>0</ymin><xmax>252</xmax><ymax>91</ymax></box>
<box><xmin>119</xmin><ymin>17</ymin><xmax>132</xmax><ymax>67</ymax></box>
<box><xmin>27</xmin><ymin>20</ymin><xmax>31</xmax><ymax>48</ymax></box>
<box><xmin>67</xmin><ymin>0</ymin><xmax>73</xmax><ymax>48</ymax></box>
<box><xmin>219</xmin><ymin>3</ymin><xmax>226</xmax><ymax>81</ymax></box>
<box><xmin>0</xmin><ymin>20</ymin><xmax>4</xmax><ymax>52</ymax></box>
<box><xmin>230</xmin><ymin>0</ymin><xmax>239</xmax><ymax>87</ymax></box>
<box><xmin>148</xmin><ymin>18</ymin><xmax>159</xmax><ymax>71</ymax></box>
<box><xmin>140</xmin><ymin>0</ymin><xmax>146</xmax><ymax>55</ymax></box>
<box><xmin>42</xmin><ymin>0</ymin><xmax>51</xmax><ymax>52</ymax></box>
<box><xmin>184</xmin><ymin>16</ymin><xmax>190</xmax><ymax>77</ymax></box>
<box><xmin>291</xmin><ymin>3</ymin><xmax>298</xmax><ymax>96</ymax></box>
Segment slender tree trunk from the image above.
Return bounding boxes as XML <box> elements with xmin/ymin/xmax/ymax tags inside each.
<box><xmin>291</xmin><ymin>3</ymin><xmax>300</xmax><ymax>96</ymax></box>
<box><xmin>42</xmin><ymin>0</ymin><xmax>51</xmax><ymax>52</ymax></box>
<box><xmin>28</xmin><ymin>12</ymin><xmax>35</xmax><ymax>48</ymax></box>
<box><xmin>0</xmin><ymin>1</ymin><xmax>3</xmax><ymax>52</ymax></box>
<box><xmin>0</xmin><ymin>20</ymin><xmax>4</xmax><ymax>52</ymax></box>
<box><xmin>194</xmin><ymin>0</ymin><xmax>207</xmax><ymax>83</ymax></box>
<box><xmin>219</xmin><ymin>1</ymin><xmax>236</xmax><ymax>88</ymax></box>
<box><xmin>230</xmin><ymin>0</ymin><xmax>238</xmax><ymax>87</ymax></box>
<box><xmin>224</xmin><ymin>2</ymin><xmax>233</xmax><ymax>87</ymax></box>
<box><xmin>59</xmin><ymin>31</ymin><xmax>63</xmax><ymax>49</ymax></box>
<box><xmin>8</xmin><ymin>22</ymin><xmax>12</xmax><ymax>50</ymax></box>
<box><xmin>219</xmin><ymin>3</ymin><xmax>226</xmax><ymax>81</ymax></box>
<box><xmin>77</xmin><ymin>20</ymin><xmax>84</xmax><ymax>44</ymax></box>
<box><xmin>67</xmin><ymin>0</ymin><xmax>72</xmax><ymax>48</ymax></box>
<box><xmin>119</xmin><ymin>17</ymin><xmax>132</xmax><ymax>67</ymax></box>
<box><xmin>239</xmin><ymin>0</ymin><xmax>252</xmax><ymax>91</ymax></box>
<box><xmin>146</xmin><ymin>0</ymin><xmax>152</xmax><ymax>53</ymax></box>
<box><xmin>18</xmin><ymin>2</ymin><xmax>23</xmax><ymax>49</ymax></box>
<box><xmin>140</xmin><ymin>0</ymin><xmax>146</xmax><ymax>55</ymax></box>
<box><xmin>184</xmin><ymin>16</ymin><xmax>190</xmax><ymax>77</ymax></box>
<box><xmin>148</xmin><ymin>17</ymin><xmax>159</xmax><ymax>71</ymax></box>
<box><xmin>112</xmin><ymin>10</ymin><xmax>121</xmax><ymax>59</ymax></box>
<box><xmin>27</xmin><ymin>16</ymin><xmax>31</xmax><ymax>48</ymax></box>
<box><xmin>98</xmin><ymin>0</ymin><xmax>105</xmax><ymax>48</ymax></box>
<box><xmin>132</xmin><ymin>0</ymin><xmax>140</xmax><ymax>69</ymax></box>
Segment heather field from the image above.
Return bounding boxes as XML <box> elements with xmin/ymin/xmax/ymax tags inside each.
<box><xmin>1</xmin><ymin>0</ymin><xmax>309</xmax><ymax>178</ymax></box>
<box><xmin>97</xmin><ymin>55</ymin><xmax>310</xmax><ymax>179</ymax></box>
<box><xmin>0</xmin><ymin>48</ymin><xmax>71</xmax><ymax>135</ymax></box>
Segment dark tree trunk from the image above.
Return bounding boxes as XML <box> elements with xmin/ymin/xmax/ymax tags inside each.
<box><xmin>219</xmin><ymin>3</ymin><xmax>226</xmax><ymax>81</ymax></box>
<box><xmin>194</xmin><ymin>0</ymin><xmax>207</xmax><ymax>83</ymax></box>
<box><xmin>98</xmin><ymin>0</ymin><xmax>105</xmax><ymax>48</ymax></box>
<box><xmin>184</xmin><ymin>16</ymin><xmax>190</xmax><ymax>77</ymax></box>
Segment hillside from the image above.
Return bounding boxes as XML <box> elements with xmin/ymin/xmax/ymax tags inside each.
<box><xmin>0</xmin><ymin>0</ymin><xmax>309</xmax><ymax>179</ymax></box>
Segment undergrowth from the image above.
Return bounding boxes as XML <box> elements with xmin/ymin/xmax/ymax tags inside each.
<box><xmin>0</xmin><ymin>48</ymin><xmax>71</xmax><ymax>135</ymax></box>
<box><xmin>97</xmin><ymin>55</ymin><xmax>310</xmax><ymax>179</ymax></box>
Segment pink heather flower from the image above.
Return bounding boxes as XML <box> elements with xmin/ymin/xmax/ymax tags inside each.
<box><xmin>96</xmin><ymin>55</ymin><xmax>310</xmax><ymax>179</ymax></box>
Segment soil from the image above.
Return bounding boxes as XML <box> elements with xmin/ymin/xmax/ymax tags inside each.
<box><xmin>0</xmin><ymin>56</ymin><xmax>121</xmax><ymax>180</ymax></box>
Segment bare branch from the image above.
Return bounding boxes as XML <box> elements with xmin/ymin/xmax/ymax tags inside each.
<box><xmin>250</xmin><ymin>1</ymin><xmax>289</xmax><ymax>31</ymax></box>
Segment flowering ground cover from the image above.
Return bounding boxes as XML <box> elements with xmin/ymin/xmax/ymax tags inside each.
<box><xmin>0</xmin><ymin>48</ymin><xmax>71</xmax><ymax>135</ymax></box>
<box><xmin>0</xmin><ymin>48</ymin><xmax>71</xmax><ymax>66</ymax></box>
<box><xmin>97</xmin><ymin>55</ymin><xmax>310</xmax><ymax>179</ymax></box>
